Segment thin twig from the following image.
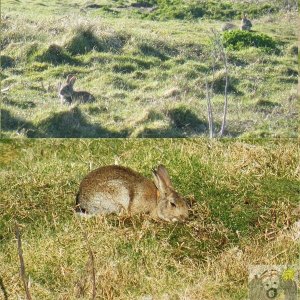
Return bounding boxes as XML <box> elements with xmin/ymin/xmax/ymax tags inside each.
<box><xmin>77</xmin><ymin>219</ymin><xmax>97</xmax><ymax>299</ymax></box>
<box><xmin>15</xmin><ymin>224</ymin><xmax>32</xmax><ymax>300</ymax></box>
<box><xmin>88</xmin><ymin>240</ymin><xmax>96</xmax><ymax>300</ymax></box>
<box><xmin>210</xmin><ymin>29</ymin><xmax>229</xmax><ymax>137</ymax></box>
<box><xmin>205</xmin><ymin>79</ymin><xmax>214</xmax><ymax>138</ymax></box>
<box><xmin>219</xmin><ymin>45</ymin><xmax>229</xmax><ymax>137</ymax></box>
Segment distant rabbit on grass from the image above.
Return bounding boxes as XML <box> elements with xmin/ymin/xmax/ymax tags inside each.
<box><xmin>241</xmin><ymin>14</ymin><xmax>252</xmax><ymax>31</ymax></box>
<box><xmin>58</xmin><ymin>75</ymin><xmax>95</xmax><ymax>104</ymax></box>
<box><xmin>221</xmin><ymin>22</ymin><xmax>238</xmax><ymax>31</ymax></box>
<box><xmin>75</xmin><ymin>164</ymin><xmax>190</xmax><ymax>222</ymax></box>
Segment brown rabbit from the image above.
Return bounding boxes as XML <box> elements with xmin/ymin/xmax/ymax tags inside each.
<box><xmin>241</xmin><ymin>14</ymin><xmax>252</xmax><ymax>31</ymax></box>
<box><xmin>58</xmin><ymin>75</ymin><xmax>95</xmax><ymax>104</ymax></box>
<box><xmin>221</xmin><ymin>22</ymin><xmax>238</xmax><ymax>32</ymax></box>
<box><xmin>75</xmin><ymin>165</ymin><xmax>189</xmax><ymax>222</ymax></box>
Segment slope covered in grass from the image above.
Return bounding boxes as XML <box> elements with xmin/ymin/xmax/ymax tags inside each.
<box><xmin>1</xmin><ymin>1</ymin><xmax>298</xmax><ymax>138</ymax></box>
<box><xmin>0</xmin><ymin>138</ymin><xmax>299</xmax><ymax>299</ymax></box>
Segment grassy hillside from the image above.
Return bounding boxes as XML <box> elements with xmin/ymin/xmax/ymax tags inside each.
<box><xmin>0</xmin><ymin>138</ymin><xmax>299</xmax><ymax>299</ymax></box>
<box><xmin>1</xmin><ymin>0</ymin><xmax>298</xmax><ymax>138</ymax></box>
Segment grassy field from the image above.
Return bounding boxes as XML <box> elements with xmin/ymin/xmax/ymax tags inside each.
<box><xmin>0</xmin><ymin>138</ymin><xmax>299</xmax><ymax>299</ymax></box>
<box><xmin>1</xmin><ymin>0</ymin><xmax>298</xmax><ymax>138</ymax></box>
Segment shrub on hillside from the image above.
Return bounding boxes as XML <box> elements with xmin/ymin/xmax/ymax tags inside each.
<box><xmin>222</xmin><ymin>30</ymin><xmax>280</xmax><ymax>54</ymax></box>
<box><xmin>34</xmin><ymin>44</ymin><xmax>77</xmax><ymax>65</ymax></box>
<box><xmin>64</xmin><ymin>25</ymin><xmax>128</xmax><ymax>55</ymax></box>
<box><xmin>65</xmin><ymin>26</ymin><xmax>100</xmax><ymax>55</ymax></box>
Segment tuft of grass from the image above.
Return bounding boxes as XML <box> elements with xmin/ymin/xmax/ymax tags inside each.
<box><xmin>34</xmin><ymin>44</ymin><xmax>78</xmax><ymax>65</ymax></box>
<box><xmin>64</xmin><ymin>25</ymin><xmax>101</xmax><ymax>55</ymax></box>
<box><xmin>65</xmin><ymin>25</ymin><xmax>129</xmax><ymax>55</ymax></box>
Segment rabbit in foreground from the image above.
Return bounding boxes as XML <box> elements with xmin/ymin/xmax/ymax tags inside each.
<box><xmin>75</xmin><ymin>164</ymin><xmax>189</xmax><ymax>222</ymax></box>
<box><xmin>241</xmin><ymin>14</ymin><xmax>252</xmax><ymax>31</ymax></box>
<box><xmin>58</xmin><ymin>75</ymin><xmax>95</xmax><ymax>104</ymax></box>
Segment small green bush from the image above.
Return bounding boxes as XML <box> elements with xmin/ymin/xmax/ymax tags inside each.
<box><xmin>222</xmin><ymin>30</ymin><xmax>280</xmax><ymax>54</ymax></box>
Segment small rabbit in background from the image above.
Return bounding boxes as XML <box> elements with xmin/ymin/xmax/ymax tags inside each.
<box><xmin>58</xmin><ymin>75</ymin><xmax>95</xmax><ymax>104</ymax></box>
<box><xmin>241</xmin><ymin>14</ymin><xmax>252</xmax><ymax>31</ymax></box>
<box><xmin>75</xmin><ymin>164</ymin><xmax>190</xmax><ymax>222</ymax></box>
<box><xmin>221</xmin><ymin>22</ymin><xmax>238</xmax><ymax>32</ymax></box>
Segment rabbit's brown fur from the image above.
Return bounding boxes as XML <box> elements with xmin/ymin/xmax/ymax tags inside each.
<box><xmin>58</xmin><ymin>75</ymin><xmax>95</xmax><ymax>104</ymax></box>
<box><xmin>76</xmin><ymin>165</ymin><xmax>189</xmax><ymax>222</ymax></box>
<box><xmin>241</xmin><ymin>14</ymin><xmax>252</xmax><ymax>31</ymax></box>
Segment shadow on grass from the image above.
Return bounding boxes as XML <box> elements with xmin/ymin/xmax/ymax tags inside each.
<box><xmin>2</xmin><ymin>106</ymin><xmax>239</xmax><ymax>138</ymax></box>
<box><xmin>0</xmin><ymin>55</ymin><xmax>15</xmax><ymax>68</ymax></box>
<box><xmin>136</xmin><ymin>106</ymin><xmax>209</xmax><ymax>137</ymax></box>
<box><xmin>30</xmin><ymin>106</ymin><xmax>128</xmax><ymax>138</ymax></box>
<box><xmin>139</xmin><ymin>44</ymin><xmax>169</xmax><ymax>61</ymax></box>
<box><xmin>3</xmin><ymin>98</ymin><xmax>36</xmax><ymax>109</ymax></box>
<box><xmin>134</xmin><ymin>105</ymin><xmax>244</xmax><ymax>137</ymax></box>
<box><xmin>1</xmin><ymin>109</ymin><xmax>34</xmax><ymax>132</ymax></box>
<box><xmin>34</xmin><ymin>44</ymin><xmax>79</xmax><ymax>66</ymax></box>
<box><xmin>1</xmin><ymin>107</ymin><xmax>128</xmax><ymax>138</ymax></box>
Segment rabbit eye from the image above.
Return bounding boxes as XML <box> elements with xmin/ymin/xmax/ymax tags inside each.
<box><xmin>171</xmin><ymin>202</ymin><xmax>177</xmax><ymax>208</ymax></box>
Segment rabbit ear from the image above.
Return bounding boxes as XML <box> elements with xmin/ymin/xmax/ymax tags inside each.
<box><xmin>156</xmin><ymin>165</ymin><xmax>173</xmax><ymax>188</ymax></box>
<box><xmin>152</xmin><ymin>165</ymin><xmax>173</xmax><ymax>195</ymax></box>
<box><xmin>66</xmin><ymin>74</ymin><xmax>73</xmax><ymax>83</ymax></box>
<box><xmin>69</xmin><ymin>76</ymin><xmax>76</xmax><ymax>86</ymax></box>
